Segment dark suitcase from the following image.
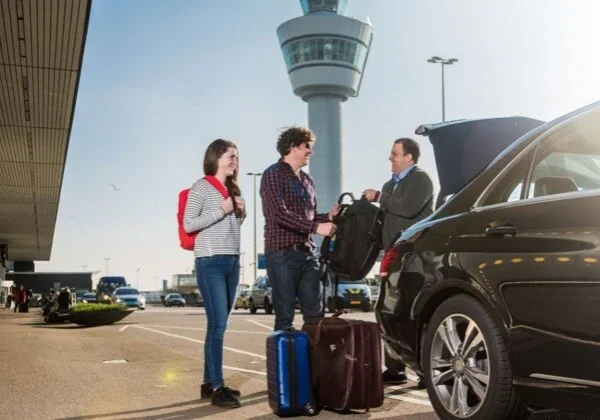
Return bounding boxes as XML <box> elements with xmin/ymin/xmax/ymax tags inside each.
<box><xmin>302</xmin><ymin>313</ymin><xmax>384</xmax><ymax>412</ymax></box>
<box><xmin>266</xmin><ymin>329</ymin><xmax>318</xmax><ymax>417</ymax></box>
<box><xmin>19</xmin><ymin>302</ymin><xmax>29</xmax><ymax>313</ymax></box>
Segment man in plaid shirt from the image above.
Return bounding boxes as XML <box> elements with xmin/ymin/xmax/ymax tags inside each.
<box><xmin>260</xmin><ymin>126</ymin><xmax>339</xmax><ymax>331</ymax></box>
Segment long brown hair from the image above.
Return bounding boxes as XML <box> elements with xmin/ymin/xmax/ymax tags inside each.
<box><xmin>203</xmin><ymin>139</ymin><xmax>242</xmax><ymax>213</ymax></box>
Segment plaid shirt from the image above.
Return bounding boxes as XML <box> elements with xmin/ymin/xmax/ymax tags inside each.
<box><xmin>260</xmin><ymin>160</ymin><xmax>328</xmax><ymax>253</ymax></box>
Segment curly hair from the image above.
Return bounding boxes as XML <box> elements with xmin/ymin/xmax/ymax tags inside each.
<box><xmin>276</xmin><ymin>126</ymin><xmax>315</xmax><ymax>157</ymax></box>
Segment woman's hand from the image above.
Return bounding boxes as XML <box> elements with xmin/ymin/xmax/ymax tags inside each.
<box><xmin>234</xmin><ymin>197</ymin><xmax>246</xmax><ymax>216</ymax></box>
<box><xmin>220</xmin><ymin>197</ymin><xmax>234</xmax><ymax>215</ymax></box>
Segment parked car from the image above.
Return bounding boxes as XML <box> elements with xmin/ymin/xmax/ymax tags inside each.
<box><xmin>249</xmin><ymin>276</ymin><xmax>273</xmax><ymax>314</ymax></box>
<box><xmin>375</xmin><ymin>101</ymin><xmax>600</xmax><ymax>419</ymax></box>
<box><xmin>234</xmin><ymin>290</ymin><xmax>249</xmax><ymax>310</ymax></box>
<box><xmin>81</xmin><ymin>292</ymin><xmax>97</xmax><ymax>303</ymax></box>
<box><xmin>164</xmin><ymin>293</ymin><xmax>186</xmax><ymax>307</ymax></box>
<box><xmin>324</xmin><ymin>272</ymin><xmax>371</xmax><ymax>312</ymax></box>
<box><xmin>111</xmin><ymin>287</ymin><xmax>145</xmax><ymax>310</ymax></box>
<box><xmin>367</xmin><ymin>278</ymin><xmax>380</xmax><ymax>305</ymax></box>
<box><xmin>97</xmin><ymin>276</ymin><xmax>128</xmax><ymax>303</ymax></box>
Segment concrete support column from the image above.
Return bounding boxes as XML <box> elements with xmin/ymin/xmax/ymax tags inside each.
<box><xmin>307</xmin><ymin>95</ymin><xmax>343</xmax><ymax>212</ymax></box>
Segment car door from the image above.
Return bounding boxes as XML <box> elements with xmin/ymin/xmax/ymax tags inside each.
<box><xmin>455</xmin><ymin>108</ymin><xmax>600</xmax><ymax>386</ymax></box>
<box><xmin>254</xmin><ymin>277</ymin><xmax>266</xmax><ymax>306</ymax></box>
<box><xmin>250</xmin><ymin>279</ymin><xmax>261</xmax><ymax>305</ymax></box>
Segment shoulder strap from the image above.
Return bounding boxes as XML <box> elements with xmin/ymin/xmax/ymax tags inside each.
<box><xmin>203</xmin><ymin>176</ymin><xmax>229</xmax><ymax>199</ymax></box>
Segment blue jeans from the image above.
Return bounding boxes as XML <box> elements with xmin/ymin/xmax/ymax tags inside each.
<box><xmin>195</xmin><ymin>255</ymin><xmax>239</xmax><ymax>389</ymax></box>
<box><xmin>266</xmin><ymin>248</ymin><xmax>323</xmax><ymax>331</ymax></box>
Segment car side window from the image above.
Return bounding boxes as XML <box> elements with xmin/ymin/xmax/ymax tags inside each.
<box><xmin>526</xmin><ymin>115</ymin><xmax>600</xmax><ymax>199</ymax></box>
<box><xmin>481</xmin><ymin>148</ymin><xmax>536</xmax><ymax>206</ymax></box>
<box><xmin>482</xmin><ymin>111</ymin><xmax>600</xmax><ymax>205</ymax></box>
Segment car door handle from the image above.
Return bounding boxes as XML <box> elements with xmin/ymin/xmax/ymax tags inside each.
<box><xmin>486</xmin><ymin>223</ymin><xmax>518</xmax><ymax>237</ymax></box>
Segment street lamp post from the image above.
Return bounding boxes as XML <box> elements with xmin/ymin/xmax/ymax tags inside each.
<box><xmin>103</xmin><ymin>257</ymin><xmax>110</xmax><ymax>276</ymax></box>
<box><xmin>240</xmin><ymin>252</ymin><xmax>246</xmax><ymax>285</ymax></box>
<box><xmin>426</xmin><ymin>56</ymin><xmax>458</xmax><ymax>122</ymax></box>
<box><xmin>246</xmin><ymin>172</ymin><xmax>262</xmax><ymax>283</ymax></box>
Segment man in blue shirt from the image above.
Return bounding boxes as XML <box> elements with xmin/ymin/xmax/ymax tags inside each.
<box><xmin>363</xmin><ymin>137</ymin><xmax>434</xmax><ymax>385</ymax></box>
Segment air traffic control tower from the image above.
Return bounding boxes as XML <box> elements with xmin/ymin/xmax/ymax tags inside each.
<box><xmin>277</xmin><ymin>0</ymin><xmax>373</xmax><ymax>210</ymax></box>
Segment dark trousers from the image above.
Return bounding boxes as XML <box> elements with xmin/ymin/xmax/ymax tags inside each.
<box><xmin>266</xmin><ymin>248</ymin><xmax>323</xmax><ymax>331</ymax></box>
<box><xmin>384</xmin><ymin>344</ymin><xmax>406</xmax><ymax>373</ymax></box>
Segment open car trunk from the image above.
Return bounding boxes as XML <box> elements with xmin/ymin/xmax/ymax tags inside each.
<box><xmin>415</xmin><ymin>116</ymin><xmax>546</xmax><ymax>209</ymax></box>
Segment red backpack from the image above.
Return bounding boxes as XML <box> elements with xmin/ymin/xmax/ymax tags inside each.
<box><xmin>178</xmin><ymin>176</ymin><xmax>229</xmax><ymax>251</ymax></box>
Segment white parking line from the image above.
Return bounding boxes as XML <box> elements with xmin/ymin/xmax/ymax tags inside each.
<box><xmin>386</xmin><ymin>384</ymin><xmax>429</xmax><ymax>398</ymax></box>
<box><xmin>223</xmin><ymin>365</ymin><xmax>267</xmax><ymax>376</ymax></box>
<box><xmin>245</xmin><ymin>319</ymin><xmax>273</xmax><ymax>331</ymax></box>
<box><xmin>385</xmin><ymin>393</ymin><xmax>431</xmax><ymax>407</ymax></box>
<box><xmin>119</xmin><ymin>325</ymin><xmax>129</xmax><ymax>332</ymax></box>
<box><xmin>406</xmin><ymin>372</ymin><xmax>420</xmax><ymax>382</ymax></box>
<box><xmin>131</xmin><ymin>325</ymin><xmax>267</xmax><ymax>360</ymax></box>
<box><xmin>143</xmin><ymin>325</ymin><xmax>268</xmax><ymax>335</ymax></box>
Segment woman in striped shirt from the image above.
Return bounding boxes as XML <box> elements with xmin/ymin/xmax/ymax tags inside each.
<box><xmin>183</xmin><ymin>139</ymin><xmax>245</xmax><ymax>409</ymax></box>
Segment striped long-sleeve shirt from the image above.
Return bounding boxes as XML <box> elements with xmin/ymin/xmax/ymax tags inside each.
<box><xmin>183</xmin><ymin>179</ymin><xmax>243</xmax><ymax>258</ymax></box>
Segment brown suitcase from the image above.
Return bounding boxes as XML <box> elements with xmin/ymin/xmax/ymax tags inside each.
<box><xmin>302</xmin><ymin>312</ymin><xmax>384</xmax><ymax>412</ymax></box>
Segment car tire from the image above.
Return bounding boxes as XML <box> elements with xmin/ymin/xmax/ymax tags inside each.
<box><xmin>422</xmin><ymin>294</ymin><xmax>521</xmax><ymax>420</ymax></box>
<box><xmin>362</xmin><ymin>302</ymin><xmax>372</xmax><ymax>312</ymax></box>
<box><xmin>264</xmin><ymin>298</ymin><xmax>273</xmax><ymax>315</ymax></box>
<box><xmin>249</xmin><ymin>299</ymin><xmax>257</xmax><ymax>314</ymax></box>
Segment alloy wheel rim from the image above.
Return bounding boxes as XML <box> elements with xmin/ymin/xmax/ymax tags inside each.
<box><xmin>430</xmin><ymin>313</ymin><xmax>490</xmax><ymax>418</ymax></box>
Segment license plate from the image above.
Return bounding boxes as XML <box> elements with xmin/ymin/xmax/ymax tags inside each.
<box><xmin>351</xmin><ymin>301</ymin><xmax>360</xmax><ymax>305</ymax></box>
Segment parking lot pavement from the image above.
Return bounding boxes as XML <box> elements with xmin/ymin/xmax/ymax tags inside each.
<box><xmin>121</xmin><ymin>306</ymin><xmax>436</xmax><ymax>419</ymax></box>
<box><xmin>0</xmin><ymin>306</ymin><xmax>434</xmax><ymax>419</ymax></box>
<box><xmin>0</xmin><ymin>306</ymin><xmax>594</xmax><ymax>419</ymax></box>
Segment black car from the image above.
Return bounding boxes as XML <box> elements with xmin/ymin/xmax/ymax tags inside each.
<box><xmin>375</xmin><ymin>101</ymin><xmax>600</xmax><ymax>419</ymax></box>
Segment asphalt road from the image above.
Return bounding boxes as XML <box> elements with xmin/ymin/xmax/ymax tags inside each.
<box><xmin>0</xmin><ymin>306</ymin><xmax>595</xmax><ymax>419</ymax></box>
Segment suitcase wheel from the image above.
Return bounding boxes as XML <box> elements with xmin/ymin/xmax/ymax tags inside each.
<box><xmin>304</xmin><ymin>403</ymin><xmax>319</xmax><ymax>416</ymax></box>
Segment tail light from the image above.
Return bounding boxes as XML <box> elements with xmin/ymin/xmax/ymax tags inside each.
<box><xmin>379</xmin><ymin>245</ymin><xmax>401</xmax><ymax>276</ymax></box>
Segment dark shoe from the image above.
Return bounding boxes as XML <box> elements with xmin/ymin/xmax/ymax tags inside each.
<box><xmin>201</xmin><ymin>383</ymin><xmax>241</xmax><ymax>399</ymax></box>
<box><xmin>416</xmin><ymin>376</ymin><xmax>426</xmax><ymax>389</ymax></box>
<box><xmin>211</xmin><ymin>386</ymin><xmax>241</xmax><ymax>408</ymax></box>
<box><xmin>382</xmin><ymin>369</ymin><xmax>408</xmax><ymax>385</ymax></box>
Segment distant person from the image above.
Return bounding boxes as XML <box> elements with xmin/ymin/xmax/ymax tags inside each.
<box><xmin>12</xmin><ymin>284</ymin><xmax>23</xmax><ymax>313</ymax></box>
<box><xmin>57</xmin><ymin>287</ymin><xmax>71</xmax><ymax>311</ymax></box>
<box><xmin>363</xmin><ymin>137</ymin><xmax>434</xmax><ymax>386</ymax></box>
<box><xmin>183</xmin><ymin>138</ymin><xmax>246</xmax><ymax>409</ymax></box>
<box><xmin>260</xmin><ymin>126</ymin><xmax>339</xmax><ymax>332</ymax></box>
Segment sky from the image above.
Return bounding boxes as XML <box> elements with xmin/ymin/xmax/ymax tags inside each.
<box><xmin>35</xmin><ymin>0</ymin><xmax>600</xmax><ymax>289</ymax></box>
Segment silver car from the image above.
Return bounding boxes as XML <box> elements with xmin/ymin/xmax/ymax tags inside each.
<box><xmin>111</xmin><ymin>287</ymin><xmax>146</xmax><ymax>310</ymax></box>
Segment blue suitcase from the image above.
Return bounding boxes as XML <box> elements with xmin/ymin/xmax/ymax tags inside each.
<box><xmin>266</xmin><ymin>329</ymin><xmax>318</xmax><ymax>417</ymax></box>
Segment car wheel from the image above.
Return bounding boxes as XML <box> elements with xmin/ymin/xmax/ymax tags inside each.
<box><xmin>249</xmin><ymin>299</ymin><xmax>257</xmax><ymax>314</ymax></box>
<box><xmin>362</xmin><ymin>302</ymin><xmax>372</xmax><ymax>312</ymax></box>
<box><xmin>264</xmin><ymin>298</ymin><xmax>273</xmax><ymax>315</ymax></box>
<box><xmin>422</xmin><ymin>294</ymin><xmax>520</xmax><ymax>420</ymax></box>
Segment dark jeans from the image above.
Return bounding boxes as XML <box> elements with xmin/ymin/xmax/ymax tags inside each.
<box><xmin>195</xmin><ymin>255</ymin><xmax>240</xmax><ymax>389</ymax></box>
<box><xmin>266</xmin><ymin>248</ymin><xmax>323</xmax><ymax>331</ymax></box>
<box><xmin>384</xmin><ymin>345</ymin><xmax>406</xmax><ymax>373</ymax></box>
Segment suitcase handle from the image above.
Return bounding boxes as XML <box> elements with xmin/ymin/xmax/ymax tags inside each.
<box><xmin>314</xmin><ymin>310</ymin><xmax>347</xmax><ymax>344</ymax></box>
